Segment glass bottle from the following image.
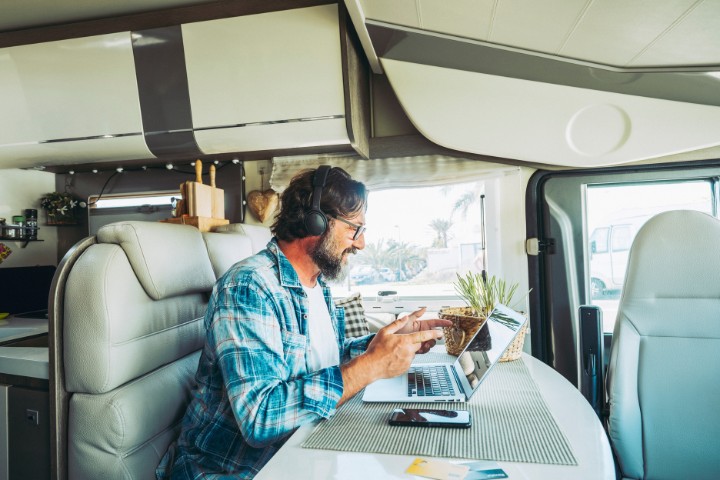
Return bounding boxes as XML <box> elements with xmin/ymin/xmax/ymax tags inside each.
<box><xmin>11</xmin><ymin>215</ymin><xmax>25</xmax><ymax>239</ymax></box>
<box><xmin>24</xmin><ymin>209</ymin><xmax>38</xmax><ymax>240</ymax></box>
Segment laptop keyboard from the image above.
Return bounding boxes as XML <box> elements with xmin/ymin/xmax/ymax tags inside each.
<box><xmin>407</xmin><ymin>365</ymin><xmax>456</xmax><ymax>397</ymax></box>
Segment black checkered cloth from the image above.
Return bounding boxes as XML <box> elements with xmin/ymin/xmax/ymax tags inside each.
<box><xmin>335</xmin><ymin>293</ymin><xmax>370</xmax><ymax>338</ymax></box>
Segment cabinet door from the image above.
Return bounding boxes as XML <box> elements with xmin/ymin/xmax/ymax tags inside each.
<box><xmin>182</xmin><ymin>4</ymin><xmax>349</xmax><ymax>154</ymax></box>
<box><xmin>7</xmin><ymin>386</ymin><xmax>50</xmax><ymax>480</ymax></box>
<box><xmin>0</xmin><ymin>32</ymin><xmax>152</xmax><ymax>168</ymax></box>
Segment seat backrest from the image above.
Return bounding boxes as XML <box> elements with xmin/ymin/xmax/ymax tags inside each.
<box><xmin>606</xmin><ymin>210</ymin><xmax>720</xmax><ymax>480</ymax></box>
<box><xmin>202</xmin><ymin>223</ymin><xmax>272</xmax><ymax>277</ymax></box>
<box><xmin>49</xmin><ymin>221</ymin><xmax>270</xmax><ymax>480</ymax></box>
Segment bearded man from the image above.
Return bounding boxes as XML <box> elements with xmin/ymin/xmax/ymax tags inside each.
<box><xmin>157</xmin><ymin>166</ymin><xmax>450</xmax><ymax>479</ymax></box>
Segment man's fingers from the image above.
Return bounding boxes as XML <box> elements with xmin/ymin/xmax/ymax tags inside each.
<box><xmin>383</xmin><ymin>314</ymin><xmax>410</xmax><ymax>334</ymax></box>
<box><xmin>422</xmin><ymin>319</ymin><xmax>453</xmax><ymax>329</ymax></box>
<box><xmin>409</xmin><ymin>307</ymin><xmax>427</xmax><ymax>318</ymax></box>
<box><xmin>407</xmin><ymin>329</ymin><xmax>444</xmax><ymax>344</ymax></box>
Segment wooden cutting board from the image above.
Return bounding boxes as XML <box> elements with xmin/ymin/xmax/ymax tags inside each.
<box><xmin>189</xmin><ymin>160</ymin><xmax>213</xmax><ymax>218</ymax></box>
<box><xmin>209</xmin><ymin>164</ymin><xmax>225</xmax><ymax>219</ymax></box>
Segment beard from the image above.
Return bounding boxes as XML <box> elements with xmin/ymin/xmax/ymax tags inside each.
<box><xmin>310</xmin><ymin>231</ymin><xmax>356</xmax><ymax>281</ymax></box>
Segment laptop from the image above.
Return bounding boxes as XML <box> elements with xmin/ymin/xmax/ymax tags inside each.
<box><xmin>362</xmin><ymin>304</ymin><xmax>527</xmax><ymax>403</ymax></box>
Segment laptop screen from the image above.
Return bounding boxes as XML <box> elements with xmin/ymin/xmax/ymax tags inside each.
<box><xmin>451</xmin><ymin>304</ymin><xmax>528</xmax><ymax>400</ymax></box>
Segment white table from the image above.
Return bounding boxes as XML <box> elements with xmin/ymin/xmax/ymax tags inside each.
<box><xmin>256</xmin><ymin>354</ymin><xmax>614</xmax><ymax>480</ymax></box>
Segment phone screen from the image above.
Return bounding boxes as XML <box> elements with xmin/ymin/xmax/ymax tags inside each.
<box><xmin>388</xmin><ymin>408</ymin><xmax>472</xmax><ymax>428</ymax></box>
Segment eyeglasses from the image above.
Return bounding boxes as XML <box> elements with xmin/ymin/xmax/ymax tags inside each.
<box><xmin>332</xmin><ymin>216</ymin><xmax>366</xmax><ymax>240</ymax></box>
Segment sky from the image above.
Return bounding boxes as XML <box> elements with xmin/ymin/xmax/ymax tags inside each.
<box><xmin>363</xmin><ymin>182</ymin><xmax>484</xmax><ymax>249</ymax></box>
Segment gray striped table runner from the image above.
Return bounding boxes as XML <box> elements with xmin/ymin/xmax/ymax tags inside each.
<box><xmin>301</xmin><ymin>360</ymin><xmax>577</xmax><ymax>465</ymax></box>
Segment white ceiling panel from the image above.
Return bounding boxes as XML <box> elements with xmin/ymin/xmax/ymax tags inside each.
<box><xmin>492</xmin><ymin>0</ymin><xmax>589</xmax><ymax>55</ymax></box>
<box><xmin>356</xmin><ymin>0</ymin><xmax>720</xmax><ymax>70</ymax></box>
<box><xmin>632</xmin><ymin>1</ymin><xmax>720</xmax><ymax>67</ymax></box>
<box><xmin>418</xmin><ymin>0</ymin><xmax>494</xmax><ymax>41</ymax></box>
<box><xmin>561</xmin><ymin>0</ymin><xmax>704</xmax><ymax>67</ymax></box>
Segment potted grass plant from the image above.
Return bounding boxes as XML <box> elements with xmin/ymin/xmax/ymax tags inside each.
<box><xmin>440</xmin><ymin>271</ymin><xmax>529</xmax><ymax>360</ymax></box>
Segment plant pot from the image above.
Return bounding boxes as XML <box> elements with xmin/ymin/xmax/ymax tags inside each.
<box><xmin>46</xmin><ymin>213</ymin><xmax>78</xmax><ymax>225</ymax></box>
<box><xmin>438</xmin><ymin>306</ymin><xmax>486</xmax><ymax>356</ymax></box>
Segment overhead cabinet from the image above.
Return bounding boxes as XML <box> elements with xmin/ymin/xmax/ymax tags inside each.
<box><xmin>182</xmin><ymin>4</ymin><xmax>352</xmax><ymax>155</ymax></box>
<box><xmin>0</xmin><ymin>4</ymin><xmax>366</xmax><ymax>170</ymax></box>
<box><xmin>0</xmin><ymin>33</ymin><xmax>152</xmax><ymax>169</ymax></box>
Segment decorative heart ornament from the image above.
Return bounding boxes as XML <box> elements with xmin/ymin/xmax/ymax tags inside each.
<box><xmin>247</xmin><ymin>189</ymin><xmax>279</xmax><ymax>223</ymax></box>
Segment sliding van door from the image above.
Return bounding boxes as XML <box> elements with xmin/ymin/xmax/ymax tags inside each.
<box><xmin>527</xmin><ymin>162</ymin><xmax>719</xmax><ymax>386</ymax></box>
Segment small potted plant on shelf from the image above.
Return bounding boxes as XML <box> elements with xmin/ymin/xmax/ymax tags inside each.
<box><xmin>440</xmin><ymin>271</ymin><xmax>529</xmax><ymax>361</ymax></box>
<box><xmin>40</xmin><ymin>192</ymin><xmax>85</xmax><ymax>225</ymax></box>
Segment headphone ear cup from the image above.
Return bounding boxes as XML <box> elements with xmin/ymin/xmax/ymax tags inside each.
<box><xmin>304</xmin><ymin>209</ymin><xmax>327</xmax><ymax>236</ymax></box>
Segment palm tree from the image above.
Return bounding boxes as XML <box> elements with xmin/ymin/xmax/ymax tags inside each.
<box><xmin>387</xmin><ymin>240</ymin><xmax>426</xmax><ymax>280</ymax></box>
<box><xmin>451</xmin><ymin>182</ymin><xmax>484</xmax><ymax>220</ymax></box>
<box><xmin>355</xmin><ymin>239</ymin><xmax>387</xmax><ymax>270</ymax></box>
<box><xmin>429</xmin><ymin>218</ymin><xmax>453</xmax><ymax>248</ymax></box>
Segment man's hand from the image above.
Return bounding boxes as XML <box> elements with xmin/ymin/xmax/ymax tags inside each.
<box><xmin>364</xmin><ymin>313</ymin><xmax>447</xmax><ymax>379</ymax></box>
<box><xmin>337</xmin><ymin>310</ymin><xmax>450</xmax><ymax>406</ymax></box>
<box><xmin>394</xmin><ymin>307</ymin><xmax>453</xmax><ymax>354</ymax></box>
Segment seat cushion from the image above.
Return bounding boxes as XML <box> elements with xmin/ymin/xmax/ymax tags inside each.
<box><xmin>68</xmin><ymin>352</ymin><xmax>200</xmax><ymax>480</ymax></box>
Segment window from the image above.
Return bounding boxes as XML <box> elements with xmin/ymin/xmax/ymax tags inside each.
<box><xmin>88</xmin><ymin>190</ymin><xmax>180</xmax><ymax>235</ymax></box>
<box><xmin>585</xmin><ymin>181</ymin><xmax>713</xmax><ymax>332</ymax></box>
<box><xmin>329</xmin><ymin>181</ymin><xmax>487</xmax><ymax>309</ymax></box>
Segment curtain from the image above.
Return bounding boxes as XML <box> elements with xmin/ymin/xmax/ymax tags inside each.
<box><xmin>269</xmin><ymin>154</ymin><xmax>519</xmax><ymax>192</ymax></box>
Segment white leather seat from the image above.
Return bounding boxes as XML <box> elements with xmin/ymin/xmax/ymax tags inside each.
<box><xmin>203</xmin><ymin>223</ymin><xmax>271</xmax><ymax>277</ymax></box>
<box><xmin>606</xmin><ymin>210</ymin><xmax>720</xmax><ymax>480</ymax></box>
<box><xmin>49</xmin><ymin>221</ymin><xmax>269</xmax><ymax>480</ymax></box>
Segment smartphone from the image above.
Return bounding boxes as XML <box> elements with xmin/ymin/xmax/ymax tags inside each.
<box><xmin>388</xmin><ymin>408</ymin><xmax>471</xmax><ymax>428</ymax></box>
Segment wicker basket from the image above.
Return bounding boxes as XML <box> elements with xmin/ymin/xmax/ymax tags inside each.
<box><xmin>499</xmin><ymin>322</ymin><xmax>528</xmax><ymax>362</ymax></box>
<box><xmin>438</xmin><ymin>307</ymin><xmax>486</xmax><ymax>356</ymax></box>
<box><xmin>439</xmin><ymin>306</ymin><xmax>528</xmax><ymax>361</ymax></box>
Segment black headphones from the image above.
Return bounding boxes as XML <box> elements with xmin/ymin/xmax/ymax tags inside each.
<box><xmin>304</xmin><ymin>165</ymin><xmax>332</xmax><ymax>236</ymax></box>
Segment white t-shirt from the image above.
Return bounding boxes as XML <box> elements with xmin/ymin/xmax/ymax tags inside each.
<box><xmin>303</xmin><ymin>285</ymin><xmax>340</xmax><ymax>371</ymax></box>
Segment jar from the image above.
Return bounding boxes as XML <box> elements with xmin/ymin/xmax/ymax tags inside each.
<box><xmin>11</xmin><ymin>215</ymin><xmax>25</xmax><ymax>239</ymax></box>
<box><xmin>4</xmin><ymin>219</ymin><xmax>17</xmax><ymax>239</ymax></box>
<box><xmin>24</xmin><ymin>209</ymin><xmax>38</xmax><ymax>240</ymax></box>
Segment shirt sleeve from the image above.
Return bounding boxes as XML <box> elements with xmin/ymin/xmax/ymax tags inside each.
<box><xmin>208</xmin><ymin>278</ymin><xmax>344</xmax><ymax>449</ymax></box>
<box><xmin>341</xmin><ymin>333</ymin><xmax>375</xmax><ymax>363</ymax></box>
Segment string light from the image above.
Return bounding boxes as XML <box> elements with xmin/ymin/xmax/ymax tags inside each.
<box><xmin>59</xmin><ymin>159</ymin><xmax>248</xmax><ymax>176</ymax></box>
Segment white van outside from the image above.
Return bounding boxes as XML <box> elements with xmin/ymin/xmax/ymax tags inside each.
<box><xmin>588</xmin><ymin>216</ymin><xmax>648</xmax><ymax>298</ymax></box>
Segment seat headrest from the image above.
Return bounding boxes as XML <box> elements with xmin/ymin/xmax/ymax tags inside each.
<box><xmin>621</xmin><ymin>210</ymin><xmax>720</xmax><ymax>337</ymax></box>
<box><xmin>96</xmin><ymin>221</ymin><xmax>216</xmax><ymax>300</ymax></box>
<box><xmin>625</xmin><ymin>210</ymin><xmax>720</xmax><ymax>298</ymax></box>
<box><xmin>212</xmin><ymin>223</ymin><xmax>272</xmax><ymax>252</ymax></box>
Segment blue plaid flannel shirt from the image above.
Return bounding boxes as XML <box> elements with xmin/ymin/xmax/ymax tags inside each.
<box><xmin>157</xmin><ymin>239</ymin><xmax>372</xmax><ymax>479</ymax></box>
